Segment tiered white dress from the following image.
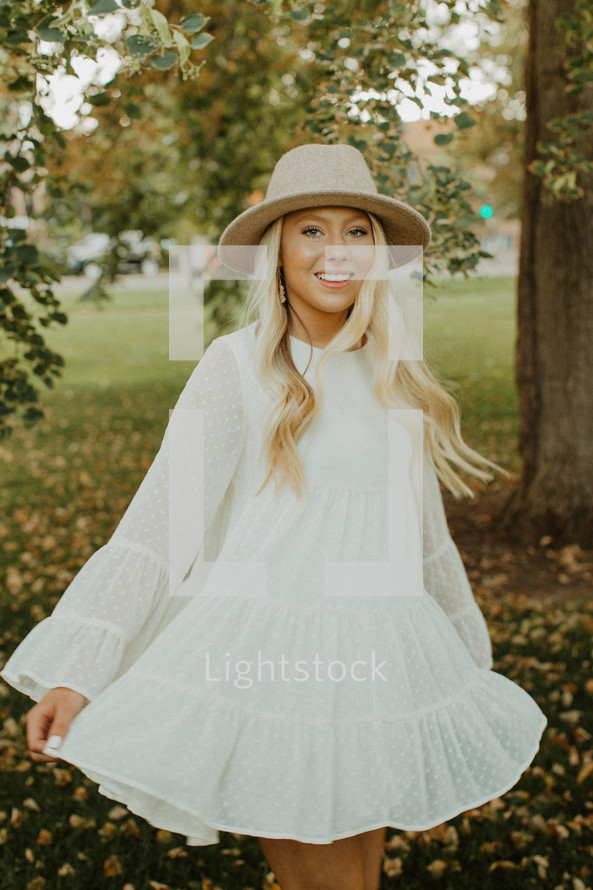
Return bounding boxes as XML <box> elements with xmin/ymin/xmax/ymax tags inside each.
<box><xmin>0</xmin><ymin>322</ymin><xmax>547</xmax><ymax>846</ymax></box>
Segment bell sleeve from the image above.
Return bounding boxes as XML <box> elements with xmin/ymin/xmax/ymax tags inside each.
<box><xmin>0</xmin><ymin>336</ymin><xmax>246</xmax><ymax>703</ymax></box>
<box><xmin>422</xmin><ymin>455</ymin><xmax>494</xmax><ymax>670</ymax></box>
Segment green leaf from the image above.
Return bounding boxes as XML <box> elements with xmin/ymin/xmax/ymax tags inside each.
<box><xmin>454</xmin><ymin>111</ymin><xmax>477</xmax><ymax>130</ymax></box>
<box><xmin>7</xmin><ymin>229</ymin><xmax>27</xmax><ymax>243</ymax></box>
<box><xmin>49</xmin><ymin>311</ymin><xmax>68</xmax><ymax>324</ymax></box>
<box><xmin>434</xmin><ymin>132</ymin><xmax>454</xmax><ymax>146</ymax></box>
<box><xmin>88</xmin><ymin>0</ymin><xmax>119</xmax><ymax>14</ymax></box>
<box><xmin>179</xmin><ymin>13</ymin><xmax>207</xmax><ymax>32</ymax></box>
<box><xmin>36</xmin><ymin>15</ymin><xmax>67</xmax><ymax>43</ymax></box>
<box><xmin>172</xmin><ymin>30</ymin><xmax>191</xmax><ymax>65</ymax></box>
<box><xmin>347</xmin><ymin>136</ymin><xmax>367</xmax><ymax>152</ymax></box>
<box><xmin>123</xmin><ymin>102</ymin><xmax>142</xmax><ymax>120</ymax></box>
<box><xmin>125</xmin><ymin>34</ymin><xmax>159</xmax><ymax>58</ymax></box>
<box><xmin>289</xmin><ymin>7</ymin><xmax>309</xmax><ymax>21</ymax></box>
<box><xmin>8</xmin><ymin>75</ymin><xmax>33</xmax><ymax>91</ymax></box>
<box><xmin>148</xmin><ymin>8</ymin><xmax>171</xmax><ymax>44</ymax></box>
<box><xmin>22</xmin><ymin>407</ymin><xmax>44</xmax><ymax>423</ymax></box>
<box><xmin>121</xmin><ymin>0</ymin><xmax>140</xmax><ymax>6</ymax></box>
<box><xmin>387</xmin><ymin>51</ymin><xmax>406</xmax><ymax>68</ymax></box>
<box><xmin>88</xmin><ymin>91</ymin><xmax>111</xmax><ymax>106</ymax></box>
<box><xmin>16</xmin><ymin>244</ymin><xmax>39</xmax><ymax>265</ymax></box>
<box><xmin>191</xmin><ymin>32</ymin><xmax>214</xmax><ymax>49</ymax></box>
<box><xmin>152</xmin><ymin>52</ymin><xmax>178</xmax><ymax>69</ymax></box>
<box><xmin>8</xmin><ymin>155</ymin><xmax>30</xmax><ymax>172</ymax></box>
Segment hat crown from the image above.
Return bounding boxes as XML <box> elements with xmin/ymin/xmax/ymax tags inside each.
<box><xmin>266</xmin><ymin>144</ymin><xmax>378</xmax><ymax>200</ymax></box>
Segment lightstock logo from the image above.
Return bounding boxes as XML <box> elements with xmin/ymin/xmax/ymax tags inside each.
<box><xmin>167</xmin><ymin>242</ymin><xmax>426</xmax><ymax>603</ymax></box>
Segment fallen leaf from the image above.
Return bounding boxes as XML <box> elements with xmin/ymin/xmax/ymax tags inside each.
<box><xmin>104</xmin><ymin>854</ymin><xmax>122</xmax><ymax>877</ymax></box>
<box><xmin>426</xmin><ymin>859</ymin><xmax>448</xmax><ymax>877</ymax></box>
<box><xmin>577</xmin><ymin>761</ymin><xmax>593</xmax><ymax>785</ymax></box>
<box><xmin>163</xmin><ymin>846</ymin><xmax>188</xmax><ymax>858</ymax></box>
<box><xmin>36</xmin><ymin>829</ymin><xmax>52</xmax><ymax>845</ymax></box>
<box><xmin>383</xmin><ymin>856</ymin><xmax>403</xmax><ymax>877</ymax></box>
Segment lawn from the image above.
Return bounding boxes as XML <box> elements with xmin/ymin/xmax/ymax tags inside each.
<box><xmin>1</xmin><ymin>275</ymin><xmax>592</xmax><ymax>890</ymax></box>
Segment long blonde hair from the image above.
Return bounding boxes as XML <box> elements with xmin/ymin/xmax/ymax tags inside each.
<box><xmin>238</xmin><ymin>211</ymin><xmax>509</xmax><ymax>499</ymax></box>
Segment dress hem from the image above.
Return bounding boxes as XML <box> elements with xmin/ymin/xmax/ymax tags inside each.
<box><xmin>49</xmin><ymin>709</ymin><xmax>547</xmax><ymax>847</ymax></box>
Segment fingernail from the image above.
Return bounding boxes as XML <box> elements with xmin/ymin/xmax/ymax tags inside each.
<box><xmin>44</xmin><ymin>735</ymin><xmax>62</xmax><ymax>750</ymax></box>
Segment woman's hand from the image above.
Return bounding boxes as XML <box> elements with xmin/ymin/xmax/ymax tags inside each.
<box><xmin>26</xmin><ymin>686</ymin><xmax>89</xmax><ymax>762</ymax></box>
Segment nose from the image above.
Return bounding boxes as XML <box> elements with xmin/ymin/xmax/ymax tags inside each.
<box><xmin>325</xmin><ymin>241</ymin><xmax>349</xmax><ymax>262</ymax></box>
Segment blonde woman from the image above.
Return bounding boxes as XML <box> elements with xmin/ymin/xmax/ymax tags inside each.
<box><xmin>1</xmin><ymin>145</ymin><xmax>546</xmax><ymax>890</ymax></box>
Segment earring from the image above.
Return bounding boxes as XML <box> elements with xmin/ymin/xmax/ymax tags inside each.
<box><xmin>277</xmin><ymin>268</ymin><xmax>287</xmax><ymax>303</ymax></box>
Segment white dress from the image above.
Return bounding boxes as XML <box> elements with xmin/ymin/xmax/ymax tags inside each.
<box><xmin>0</xmin><ymin>322</ymin><xmax>547</xmax><ymax>846</ymax></box>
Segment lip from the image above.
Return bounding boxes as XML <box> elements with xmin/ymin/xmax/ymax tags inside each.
<box><xmin>314</xmin><ymin>271</ymin><xmax>355</xmax><ymax>289</ymax></box>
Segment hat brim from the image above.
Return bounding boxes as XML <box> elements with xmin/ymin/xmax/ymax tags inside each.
<box><xmin>218</xmin><ymin>189</ymin><xmax>431</xmax><ymax>275</ymax></box>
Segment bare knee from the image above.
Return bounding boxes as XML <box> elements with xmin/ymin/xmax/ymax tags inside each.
<box><xmin>256</xmin><ymin>835</ymin><xmax>366</xmax><ymax>890</ymax></box>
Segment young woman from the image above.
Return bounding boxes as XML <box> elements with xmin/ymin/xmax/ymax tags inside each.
<box><xmin>1</xmin><ymin>144</ymin><xmax>547</xmax><ymax>890</ymax></box>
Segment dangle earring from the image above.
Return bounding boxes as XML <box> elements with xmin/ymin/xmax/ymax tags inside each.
<box><xmin>277</xmin><ymin>268</ymin><xmax>287</xmax><ymax>304</ymax></box>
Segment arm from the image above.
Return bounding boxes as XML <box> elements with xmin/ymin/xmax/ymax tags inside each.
<box><xmin>0</xmin><ymin>336</ymin><xmax>246</xmax><ymax>703</ymax></box>
<box><xmin>422</xmin><ymin>455</ymin><xmax>493</xmax><ymax>669</ymax></box>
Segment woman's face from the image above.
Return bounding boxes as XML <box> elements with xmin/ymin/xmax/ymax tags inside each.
<box><xmin>279</xmin><ymin>206</ymin><xmax>375</xmax><ymax>328</ymax></box>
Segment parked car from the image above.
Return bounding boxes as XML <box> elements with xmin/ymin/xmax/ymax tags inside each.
<box><xmin>67</xmin><ymin>230</ymin><xmax>162</xmax><ymax>277</ymax></box>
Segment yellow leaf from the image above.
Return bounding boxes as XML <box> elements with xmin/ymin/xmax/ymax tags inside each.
<box><xmin>426</xmin><ymin>859</ymin><xmax>448</xmax><ymax>877</ymax></box>
<box><xmin>55</xmin><ymin>769</ymin><xmax>73</xmax><ymax>788</ymax></box>
<box><xmin>383</xmin><ymin>856</ymin><xmax>403</xmax><ymax>877</ymax></box>
<box><xmin>36</xmin><ymin>829</ymin><xmax>53</xmax><ymax>845</ymax></box>
<box><xmin>489</xmin><ymin>860</ymin><xmax>522</xmax><ymax>871</ymax></box>
<box><xmin>577</xmin><ymin>761</ymin><xmax>593</xmax><ymax>784</ymax></box>
<box><xmin>121</xmin><ymin>817</ymin><xmax>141</xmax><ymax>838</ymax></box>
<box><xmin>163</xmin><ymin>845</ymin><xmax>189</xmax><ymax>858</ymax></box>
<box><xmin>107</xmin><ymin>804</ymin><xmax>128</xmax><ymax>820</ymax></box>
<box><xmin>103</xmin><ymin>854</ymin><xmax>122</xmax><ymax>878</ymax></box>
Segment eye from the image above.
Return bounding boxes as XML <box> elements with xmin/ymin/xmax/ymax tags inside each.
<box><xmin>302</xmin><ymin>226</ymin><xmax>322</xmax><ymax>237</ymax></box>
<box><xmin>348</xmin><ymin>226</ymin><xmax>369</xmax><ymax>238</ymax></box>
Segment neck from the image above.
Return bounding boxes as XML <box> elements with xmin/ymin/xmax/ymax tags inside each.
<box><xmin>287</xmin><ymin>314</ymin><xmax>358</xmax><ymax>350</ymax></box>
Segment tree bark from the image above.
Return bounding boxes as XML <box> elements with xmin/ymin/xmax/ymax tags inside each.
<box><xmin>499</xmin><ymin>0</ymin><xmax>593</xmax><ymax>548</ymax></box>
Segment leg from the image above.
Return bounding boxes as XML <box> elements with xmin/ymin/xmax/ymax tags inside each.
<box><xmin>256</xmin><ymin>833</ymin><xmax>366</xmax><ymax>890</ymax></box>
<box><xmin>358</xmin><ymin>826</ymin><xmax>386</xmax><ymax>890</ymax></box>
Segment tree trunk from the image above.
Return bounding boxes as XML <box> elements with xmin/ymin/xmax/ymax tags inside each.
<box><xmin>499</xmin><ymin>0</ymin><xmax>593</xmax><ymax>548</ymax></box>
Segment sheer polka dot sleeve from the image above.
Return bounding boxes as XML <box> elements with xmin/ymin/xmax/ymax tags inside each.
<box><xmin>422</xmin><ymin>457</ymin><xmax>493</xmax><ymax>670</ymax></box>
<box><xmin>0</xmin><ymin>337</ymin><xmax>246</xmax><ymax>703</ymax></box>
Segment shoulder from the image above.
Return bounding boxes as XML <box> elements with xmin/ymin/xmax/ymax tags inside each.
<box><xmin>207</xmin><ymin>323</ymin><xmax>256</xmax><ymax>365</ymax></box>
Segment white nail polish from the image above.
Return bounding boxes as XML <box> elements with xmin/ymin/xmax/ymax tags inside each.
<box><xmin>44</xmin><ymin>735</ymin><xmax>62</xmax><ymax>750</ymax></box>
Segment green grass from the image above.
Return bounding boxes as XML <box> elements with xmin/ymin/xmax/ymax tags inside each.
<box><xmin>423</xmin><ymin>276</ymin><xmax>519</xmax><ymax>472</ymax></box>
<box><xmin>3</xmin><ymin>276</ymin><xmax>592</xmax><ymax>890</ymax></box>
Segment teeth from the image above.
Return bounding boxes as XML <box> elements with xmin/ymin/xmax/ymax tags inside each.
<box><xmin>316</xmin><ymin>273</ymin><xmax>351</xmax><ymax>282</ymax></box>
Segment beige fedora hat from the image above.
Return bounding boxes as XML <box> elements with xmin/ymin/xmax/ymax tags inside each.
<box><xmin>218</xmin><ymin>143</ymin><xmax>431</xmax><ymax>274</ymax></box>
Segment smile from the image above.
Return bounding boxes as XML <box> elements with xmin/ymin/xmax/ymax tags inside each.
<box><xmin>315</xmin><ymin>272</ymin><xmax>354</xmax><ymax>283</ymax></box>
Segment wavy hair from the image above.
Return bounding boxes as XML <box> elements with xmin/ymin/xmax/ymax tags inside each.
<box><xmin>237</xmin><ymin>212</ymin><xmax>510</xmax><ymax>499</ymax></box>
